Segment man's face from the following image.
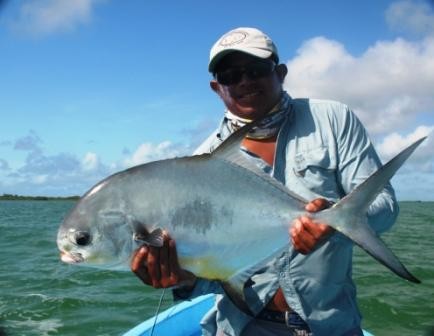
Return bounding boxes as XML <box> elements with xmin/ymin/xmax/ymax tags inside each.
<box><xmin>210</xmin><ymin>52</ymin><xmax>287</xmax><ymax>120</ymax></box>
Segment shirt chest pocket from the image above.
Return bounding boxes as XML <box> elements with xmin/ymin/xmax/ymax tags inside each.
<box><xmin>293</xmin><ymin>147</ymin><xmax>341</xmax><ymax>198</ymax></box>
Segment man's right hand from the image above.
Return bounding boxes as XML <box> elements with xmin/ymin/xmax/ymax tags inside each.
<box><xmin>131</xmin><ymin>233</ymin><xmax>197</xmax><ymax>289</ymax></box>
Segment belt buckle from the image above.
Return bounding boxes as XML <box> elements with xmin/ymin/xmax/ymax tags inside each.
<box><xmin>285</xmin><ymin>311</ymin><xmax>310</xmax><ymax>336</ymax></box>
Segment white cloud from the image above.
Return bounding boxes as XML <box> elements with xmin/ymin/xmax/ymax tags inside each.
<box><xmin>377</xmin><ymin>126</ymin><xmax>434</xmax><ymax>169</ymax></box>
<box><xmin>284</xmin><ymin>35</ymin><xmax>434</xmax><ymax>135</ymax></box>
<box><xmin>14</xmin><ymin>130</ymin><xmax>42</xmax><ymax>152</ymax></box>
<box><xmin>0</xmin><ymin>130</ymin><xmax>113</xmax><ymax>196</ymax></box>
<box><xmin>81</xmin><ymin>152</ymin><xmax>99</xmax><ymax>172</ymax></box>
<box><xmin>0</xmin><ymin>128</ymin><xmax>192</xmax><ymax>196</ymax></box>
<box><xmin>10</xmin><ymin>0</ymin><xmax>101</xmax><ymax>36</ymax></box>
<box><xmin>386</xmin><ymin>0</ymin><xmax>434</xmax><ymax>36</ymax></box>
<box><xmin>283</xmin><ymin>3</ymin><xmax>434</xmax><ymax>199</ymax></box>
<box><xmin>123</xmin><ymin>141</ymin><xmax>188</xmax><ymax>168</ymax></box>
<box><xmin>32</xmin><ymin>174</ymin><xmax>48</xmax><ymax>185</ymax></box>
<box><xmin>363</xmin><ymin>126</ymin><xmax>434</xmax><ymax>201</ymax></box>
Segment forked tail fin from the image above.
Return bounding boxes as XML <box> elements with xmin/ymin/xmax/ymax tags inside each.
<box><xmin>321</xmin><ymin>137</ymin><xmax>426</xmax><ymax>283</ymax></box>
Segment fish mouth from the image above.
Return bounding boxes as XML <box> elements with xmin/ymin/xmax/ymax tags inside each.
<box><xmin>60</xmin><ymin>250</ymin><xmax>84</xmax><ymax>264</ymax></box>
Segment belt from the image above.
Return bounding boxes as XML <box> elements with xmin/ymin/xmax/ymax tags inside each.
<box><xmin>256</xmin><ymin>309</ymin><xmax>311</xmax><ymax>332</ymax></box>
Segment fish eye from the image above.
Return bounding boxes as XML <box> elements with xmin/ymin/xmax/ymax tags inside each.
<box><xmin>74</xmin><ymin>231</ymin><xmax>91</xmax><ymax>246</ymax></box>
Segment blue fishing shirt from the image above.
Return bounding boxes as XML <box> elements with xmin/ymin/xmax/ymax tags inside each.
<box><xmin>173</xmin><ymin>93</ymin><xmax>398</xmax><ymax>336</ymax></box>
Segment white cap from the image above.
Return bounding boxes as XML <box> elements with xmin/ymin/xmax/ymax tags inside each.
<box><xmin>208</xmin><ymin>27</ymin><xmax>279</xmax><ymax>73</ymax></box>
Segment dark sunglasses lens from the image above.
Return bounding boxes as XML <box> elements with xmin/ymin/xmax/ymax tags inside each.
<box><xmin>216</xmin><ymin>69</ymin><xmax>242</xmax><ymax>85</ymax></box>
<box><xmin>246</xmin><ymin>62</ymin><xmax>274</xmax><ymax>79</ymax></box>
<box><xmin>215</xmin><ymin>61</ymin><xmax>275</xmax><ymax>85</ymax></box>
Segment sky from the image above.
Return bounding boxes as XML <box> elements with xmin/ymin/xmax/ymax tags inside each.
<box><xmin>0</xmin><ymin>0</ymin><xmax>433</xmax><ymax>200</ymax></box>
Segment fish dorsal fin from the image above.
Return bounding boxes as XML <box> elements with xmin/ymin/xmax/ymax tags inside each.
<box><xmin>210</xmin><ymin>118</ymin><xmax>260</xmax><ymax>160</ymax></box>
<box><xmin>210</xmin><ymin>118</ymin><xmax>308</xmax><ymax>204</ymax></box>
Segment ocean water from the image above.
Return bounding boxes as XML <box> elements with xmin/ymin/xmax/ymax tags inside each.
<box><xmin>0</xmin><ymin>200</ymin><xmax>433</xmax><ymax>336</ymax></box>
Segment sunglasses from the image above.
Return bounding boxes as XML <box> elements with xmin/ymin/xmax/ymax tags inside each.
<box><xmin>214</xmin><ymin>60</ymin><xmax>276</xmax><ymax>86</ymax></box>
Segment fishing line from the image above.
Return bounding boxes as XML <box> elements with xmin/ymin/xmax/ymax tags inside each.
<box><xmin>150</xmin><ymin>288</ymin><xmax>166</xmax><ymax>336</ymax></box>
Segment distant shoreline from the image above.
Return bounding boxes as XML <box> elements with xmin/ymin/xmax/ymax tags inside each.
<box><xmin>0</xmin><ymin>194</ymin><xmax>430</xmax><ymax>203</ymax></box>
<box><xmin>0</xmin><ymin>194</ymin><xmax>80</xmax><ymax>201</ymax></box>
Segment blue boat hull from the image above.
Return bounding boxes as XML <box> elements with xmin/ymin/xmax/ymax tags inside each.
<box><xmin>123</xmin><ymin>294</ymin><xmax>374</xmax><ymax>336</ymax></box>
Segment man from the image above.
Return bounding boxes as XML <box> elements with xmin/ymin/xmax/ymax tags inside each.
<box><xmin>131</xmin><ymin>27</ymin><xmax>398</xmax><ymax>335</ymax></box>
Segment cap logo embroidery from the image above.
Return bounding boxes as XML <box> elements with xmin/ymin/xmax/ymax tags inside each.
<box><xmin>219</xmin><ymin>31</ymin><xmax>248</xmax><ymax>47</ymax></box>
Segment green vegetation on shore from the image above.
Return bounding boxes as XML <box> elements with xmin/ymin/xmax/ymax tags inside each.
<box><xmin>0</xmin><ymin>194</ymin><xmax>80</xmax><ymax>201</ymax></box>
<box><xmin>0</xmin><ymin>194</ymin><xmax>429</xmax><ymax>203</ymax></box>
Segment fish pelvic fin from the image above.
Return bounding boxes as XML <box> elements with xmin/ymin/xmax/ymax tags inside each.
<box><xmin>221</xmin><ymin>246</ymin><xmax>288</xmax><ymax>316</ymax></box>
<box><xmin>323</xmin><ymin>137</ymin><xmax>426</xmax><ymax>283</ymax></box>
<box><xmin>221</xmin><ymin>281</ymin><xmax>254</xmax><ymax>317</ymax></box>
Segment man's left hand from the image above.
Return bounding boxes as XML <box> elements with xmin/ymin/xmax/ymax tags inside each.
<box><xmin>290</xmin><ymin>198</ymin><xmax>334</xmax><ymax>254</ymax></box>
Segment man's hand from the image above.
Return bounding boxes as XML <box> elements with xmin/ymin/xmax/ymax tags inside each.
<box><xmin>290</xmin><ymin>198</ymin><xmax>334</xmax><ymax>254</ymax></box>
<box><xmin>131</xmin><ymin>233</ymin><xmax>196</xmax><ymax>289</ymax></box>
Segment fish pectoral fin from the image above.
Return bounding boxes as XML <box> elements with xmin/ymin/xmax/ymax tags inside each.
<box><xmin>133</xmin><ymin>228</ymin><xmax>164</xmax><ymax>247</ymax></box>
<box><xmin>147</xmin><ymin>228</ymin><xmax>164</xmax><ymax>247</ymax></box>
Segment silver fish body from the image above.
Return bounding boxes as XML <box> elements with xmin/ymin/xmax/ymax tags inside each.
<box><xmin>57</xmin><ymin>155</ymin><xmax>305</xmax><ymax>278</ymax></box>
<box><xmin>57</xmin><ymin>121</ymin><xmax>424</xmax><ymax>285</ymax></box>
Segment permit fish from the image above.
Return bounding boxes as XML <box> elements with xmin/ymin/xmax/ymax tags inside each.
<box><xmin>57</xmin><ymin>120</ymin><xmax>423</xmax><ymax>308</ymax></box>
